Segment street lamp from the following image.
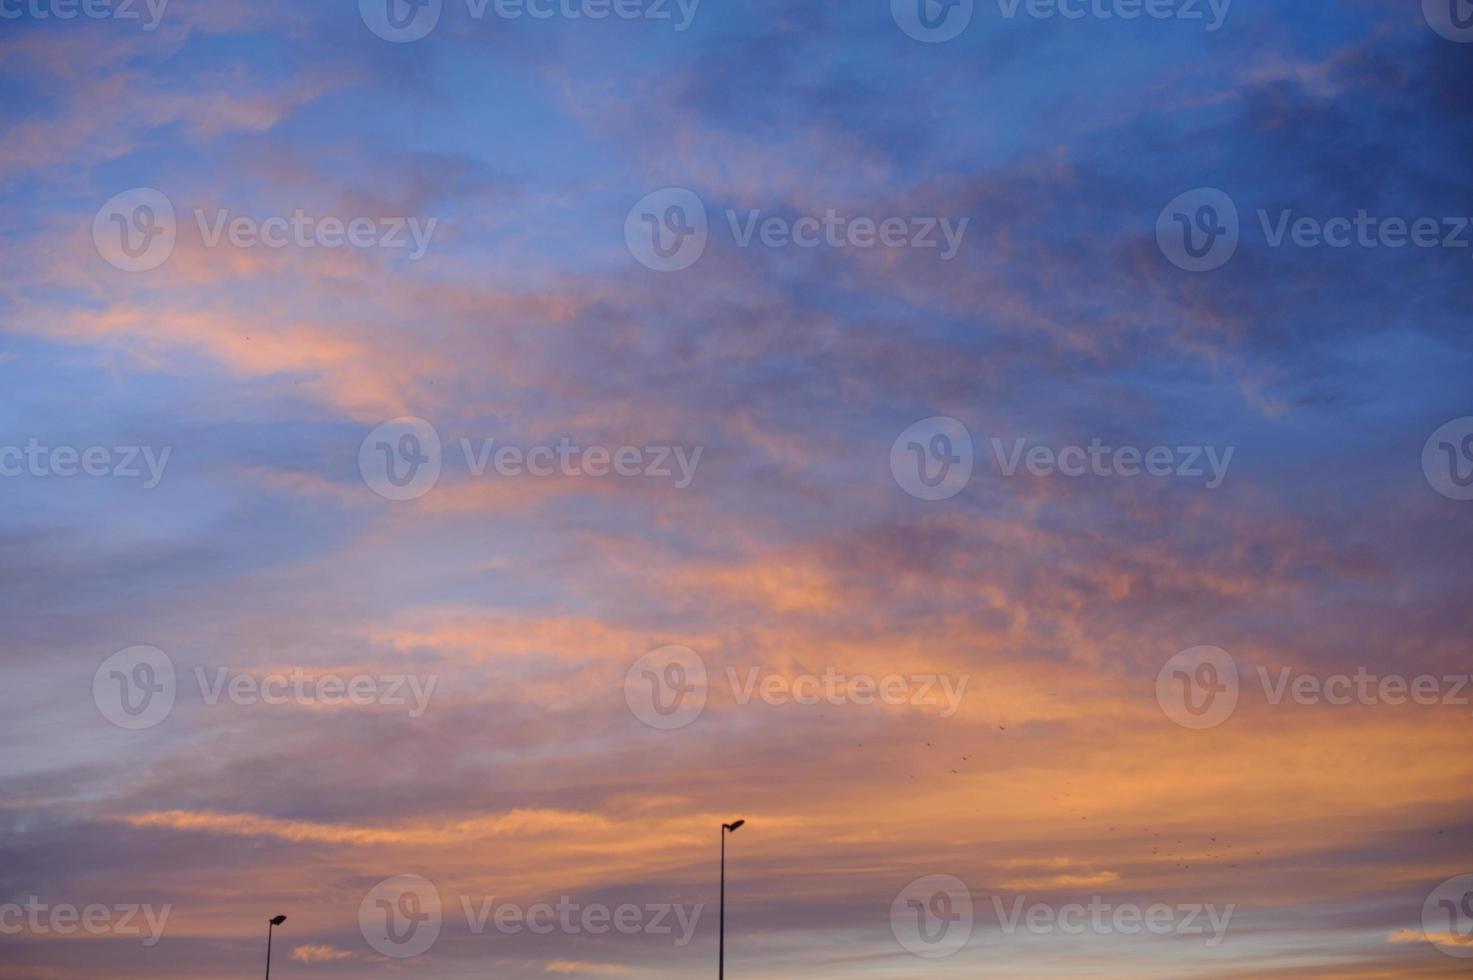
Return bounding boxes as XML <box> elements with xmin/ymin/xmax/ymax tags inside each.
<box><xmin>720</xmin><ymin>819</ymin><xmax>745</xmax><ymax>979</ymax></box>
<box><xmin>265</xmin><ymin>915</ymin><xmax>287</xmax><ymax>980</ymax></box>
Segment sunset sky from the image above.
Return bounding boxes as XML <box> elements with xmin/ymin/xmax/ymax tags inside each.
<box><xmin>3</xmin><ymin>0</ymin><xmax>1473</xmax><ymax>977</ymax></box>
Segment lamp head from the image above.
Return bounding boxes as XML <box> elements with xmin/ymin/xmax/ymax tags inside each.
<box><xmin>724</xmin><ymin>819</ymin><xmax>746</xmax><ymax>833</ymax></box>
<box><xmin>269</xmin><ymin>915</ymin><xmax>287</xmax><ymax>926</ymax></box>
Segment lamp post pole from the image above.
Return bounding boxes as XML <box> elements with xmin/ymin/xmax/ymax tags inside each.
<box><xmin>720</xmin><ymin>819</ymin><xmax>745</xmax><ymax>979</ymax></box>
<box><xmin>265</xmin><ymin>915</ymin><xmax>286</xmax><ymax>980</ymax></box>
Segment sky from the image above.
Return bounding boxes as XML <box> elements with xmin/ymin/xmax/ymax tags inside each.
<box><xmin>2</xmin><ymin>0</ymin><xmax>1473</xmax><ymax>976</ymax></box>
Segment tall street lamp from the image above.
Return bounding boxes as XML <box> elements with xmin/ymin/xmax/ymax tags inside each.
<box><xmin>720</xmin><ymin>819</ymin><xmax>745</xmax><ymax>979</ymax></box>
<box><xmin>265</xmin><ymin>914</ymin><xmax>287</xmax><ymax>980</ymax></box>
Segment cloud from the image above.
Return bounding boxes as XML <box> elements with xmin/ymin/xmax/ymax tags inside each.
<box><xmin>291</xmin><ymin>944</ymin><xmax>355</xmax><ymax>962</ymax></box>
<box><xmin>4</xmin><ymin>3</ymin><xmax>1473</xmax><ymax>978</ymax></box>
<box><xmin>544</xmin><ymin>962</ymin><xmax>634</xmax><ymax>975</ymax></box>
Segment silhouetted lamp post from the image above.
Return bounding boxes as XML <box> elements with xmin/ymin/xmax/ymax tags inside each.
<box><xmin>720</xmin><ymin>819</ymin><xmax>745</xmax><ymax>979</ymax></box>
<box><xmin>264</xmin><ymin>914</ymin><xmax>286</xmax><ymax>979</ymax></box>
